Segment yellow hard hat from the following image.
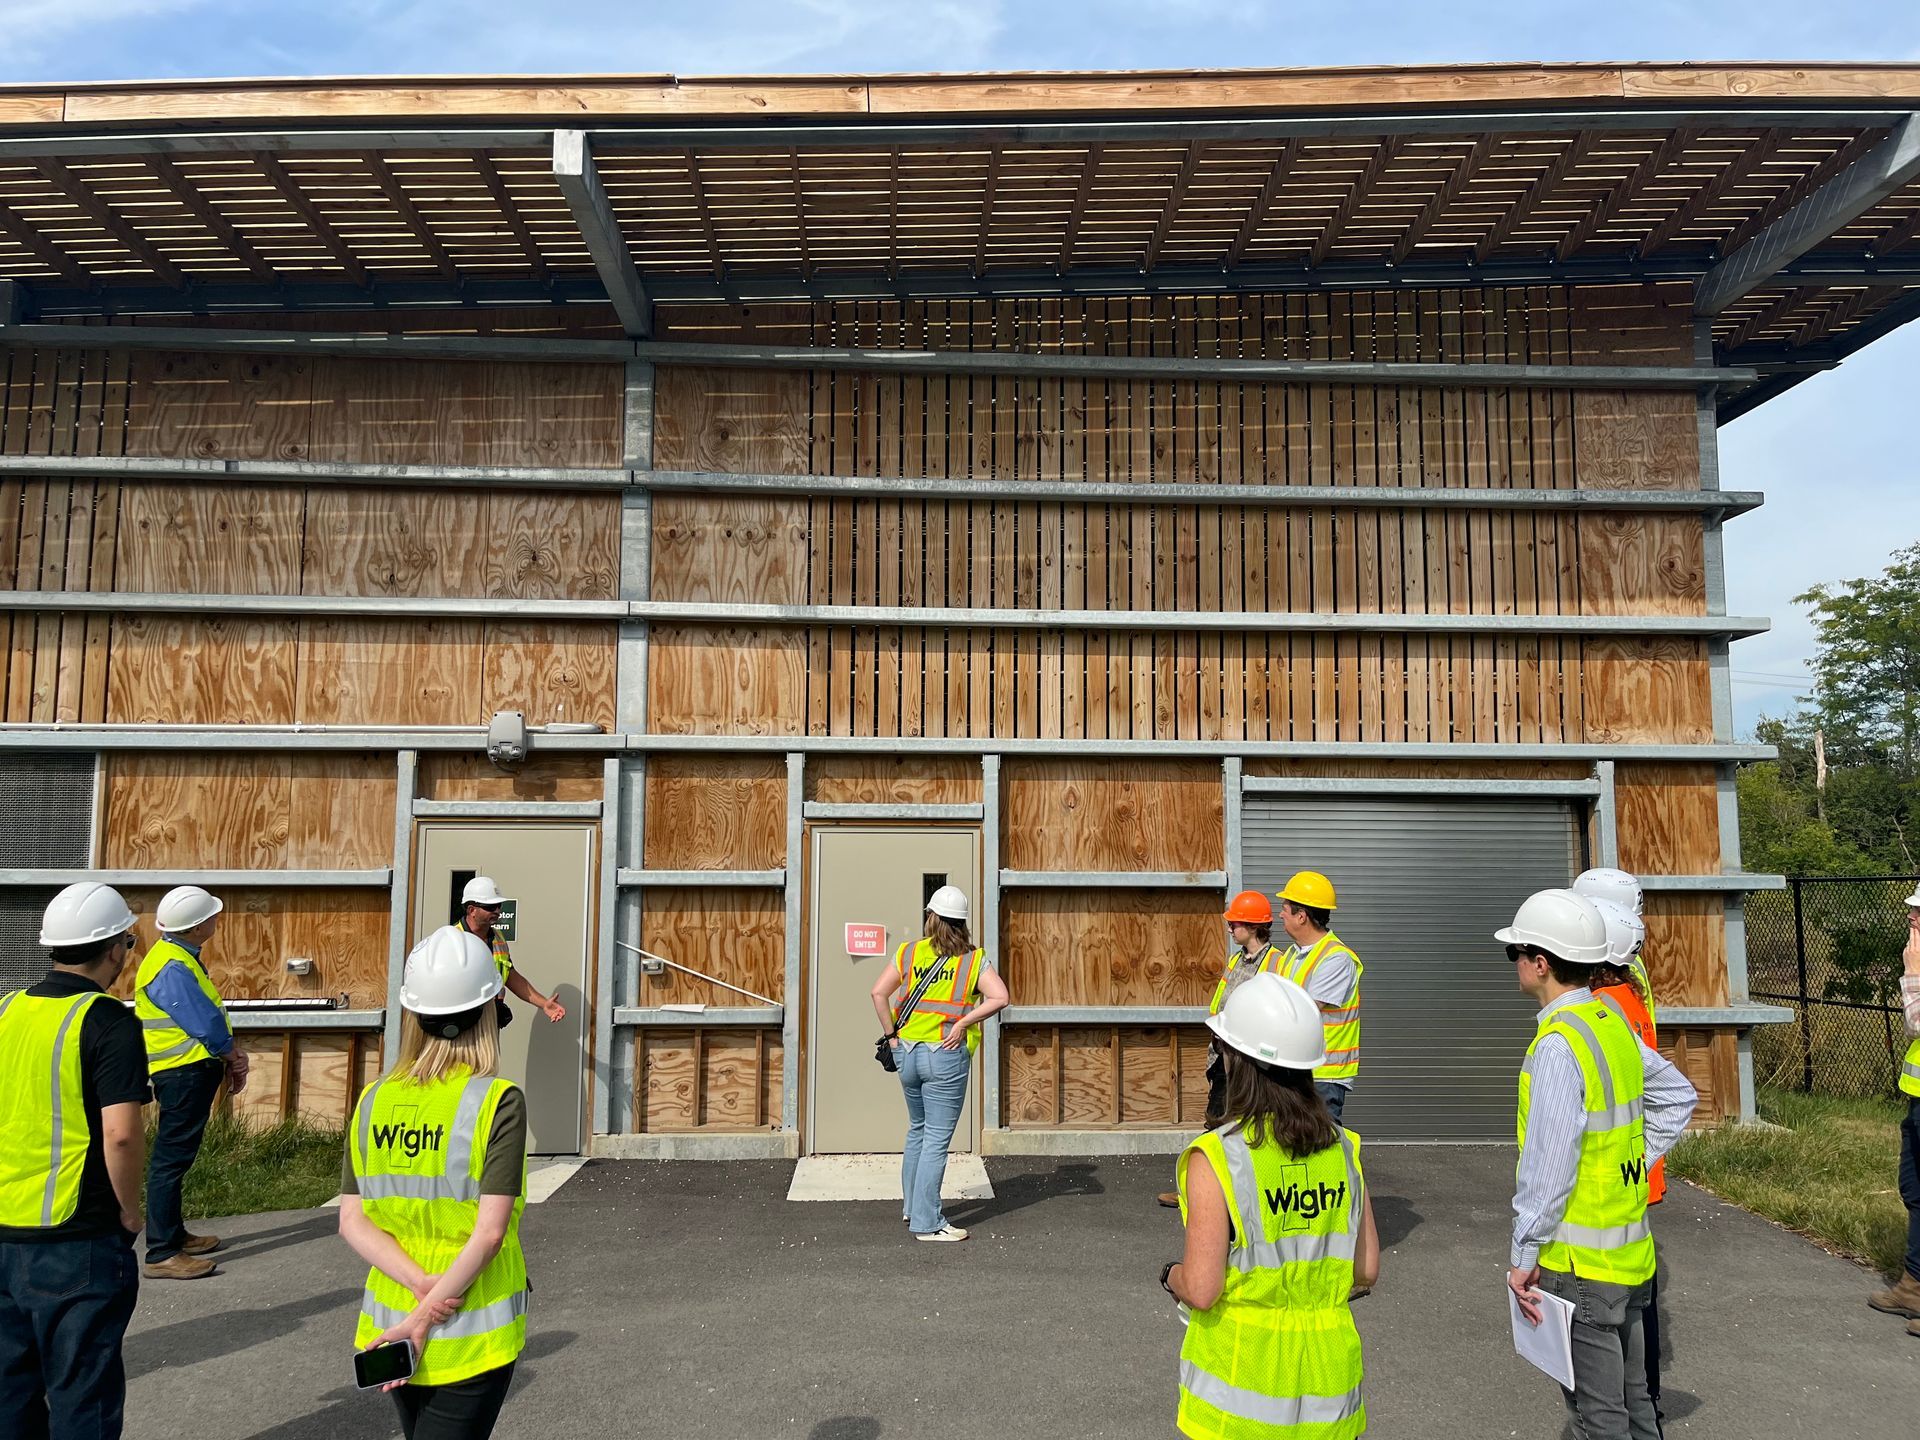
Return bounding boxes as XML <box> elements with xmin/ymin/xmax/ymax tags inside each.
<box><xmin>1276</xmin><ymin>870</ymin><xmax>1337</xmax><ymax>912</ymax></box>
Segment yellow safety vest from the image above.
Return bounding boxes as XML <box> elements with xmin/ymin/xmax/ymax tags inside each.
<box><xmin>1518</xmin><ymin>997</ymin><xmax>1655</xmax><ymax>1286</ymax></box>
<box><xmin>134</xmin><ymin>939</ymin><xmax>226</xmax><ymax>1075</ymax></box>
<box><xmin>0</xmin><ymin>990</ymin><xmax>106</xmax><ymax>1229</ymax></box>
<box><xmin>891</xmin><ymin>939</ymin><xmax>986</xmax><ymax>1054</ymax></box>
<box><xmin>1175</xmin><ymin>1121</ymin><xmax>1367</xmax><ymax>1440</ymax></box>
<box><xmin>349</xmin><ymin>1069</ymin><xmax>529</xmax><ymax>1386</ymax></box>
<box><xmin>487</xmin><ymin>929</ymin><xmax>513</xmax><ymax>985</ymax></box>
<box><xmin>1627</xmin><ymin>953</ymin><xmax>1657</xmax><ymax>1026</ymax></box>
<box><xmin>1900</xmin><ymin>1036</ymin><xmax>1920</xmax><ymax>1099</ymax></box>
<box><xmin>1275</xmin><ymin>935</ymin><xmax>1363</xmax><ymax>1084</ymax></box>
<box><xmin>1209</xmin><ymin>944</ymin><xmax>1285</xmax><ymax>1017</ymax></box>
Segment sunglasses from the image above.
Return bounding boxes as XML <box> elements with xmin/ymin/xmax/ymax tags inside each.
<box><xmin>1505</xmin><ymin>944</ymin><xmax>1545</xmax><ymax>964</ymax></box>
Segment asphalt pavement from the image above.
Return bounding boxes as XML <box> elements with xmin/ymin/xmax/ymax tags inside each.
<box><xmin>119</xmin><ymin>1147</ymin><xmax>1919</xmax><ymax>1439</ymax></box>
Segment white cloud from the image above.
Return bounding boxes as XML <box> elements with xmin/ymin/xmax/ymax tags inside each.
<box><xmin>0</xmin><ymin>0</ymin><xmax>211</xmax><ymax>63</ymax></box>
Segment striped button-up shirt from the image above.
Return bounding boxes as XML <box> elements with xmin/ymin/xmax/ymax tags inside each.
<box><xmin>1901</xmin><ymin>975</ymin><xmax>1920</xmax><ymax>1039</ymax></box>
<box><xmin>1510</xmin><ymin>987</ymin><xmax>1697</xmax><ymax>1269</ymax></box>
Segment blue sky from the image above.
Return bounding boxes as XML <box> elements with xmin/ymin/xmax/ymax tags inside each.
<box><xmin>3</xmin><ymin>0</ymin><xmax>1916</xmax><ymax>735</ymax></box>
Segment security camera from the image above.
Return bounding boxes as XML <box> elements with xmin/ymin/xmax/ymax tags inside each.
<box><xmin>486</xmin><ymin>710</ymin><xmax>528</xmax><ymax>766</ymax></box>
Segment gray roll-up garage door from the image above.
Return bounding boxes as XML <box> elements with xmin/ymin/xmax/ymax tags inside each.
<box><xmin>1242</xmin><ymin>797</ymin><xmax>1584</xmax><ymax>1142</ymax></box>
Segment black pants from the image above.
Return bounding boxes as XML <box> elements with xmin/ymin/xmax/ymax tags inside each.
<box><xmin>1642</xmin><ymin>1261</ymin><xmax>1662</xmax><ymax>1410</ymax></box>
<box><xmin>1901</xmin><ymin>1098</ymin><xmax>1920</xmax><ymax>1282</ymax></box>
<box><xmin>1206</xmin><ymin>1048</ymin><xmax>1349</xmax><ymax>1124</ymax></box>
<box><xmin>392</xmin><ymin>1362</ymin><xmax>516</xmax><ymax>1440</ymax></box>
<box><xmin>0</xmin><ymin>1234</ymin><xmax>139</xmax><ymax>1440</ymax></box>
<box><xmin>146</xmin><ymin>1059</ymin><xmax>224</xmax><ymax>1264</ymax></box>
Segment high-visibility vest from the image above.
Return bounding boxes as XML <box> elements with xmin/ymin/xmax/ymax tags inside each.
<box><xmin>0</xmin><ymin>989</ymin><xmax>106</xmax><ymax>1229</ymax></box>
<box><xmin>1175</xmin><ymin>1120</ymin><xmax>1367</xmax><ymax>1440</ymax></box>
<box><xmin>349</xmin><ymin>1069</ymin><xmax>528</xmax><ymax>1386</ymax></box>
<box><xmin>891</xmin><ymin>939</ymin><xmax>986</xmax><ymax>1054</ymax></box>
<box><xmin>1518</xmin><ymin>997</ymin><xmax>1655</xmax><ymax>1286</ymax></box>
<box><xmin>487</xmin><ymin>929</ymin><xmax>513</xmax><ymax>984</ymax></box>
<box><xmin>1594</xmin><ymin>982</ymin><xmax>1666</xmax><ymax>1204</ymax></box>
<box><xmin>1275</xmin><ymin>934</ymin><xmax>1363</xmax><ymax>1084</ymax></box>
<box><xmin>1209</xmin><ymin>944</ymin><xmax>1285</xmax><ymax>1017</ymax></box>
<box><xmin>1901</xmin><ymin>1036</ymin><xmax>1920</xmax><ymax>1099</ymax></box>
<box><xmin>134</xmin><ymin>939</ymin><xmax>226</xmax><ymax>1076</ymax></box>
<box><xmin>1627</xmin><ymin>953</ymin><xmax>1657</xmax><ymax>1026</ymax></box>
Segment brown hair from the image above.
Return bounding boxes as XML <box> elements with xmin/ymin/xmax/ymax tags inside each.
<box><xmin>1589</xmin><ymin>960</ymin><xmax>1649</xmax><ymax>1004</ymax></box>
<box><xmin>1544</xmin><ymin>954</ymin><xmax>1603</xmax><ymax>988</ymax></box>
<box><xmin>1205</xmin><ymin>1046</ymin><xmax>1340</xmax><ymax>1157</ymax></box>
<box><xmin>923</xmin><ymin>911</ymin><xmax>973</xmax><ymax>958</ymax></box>
<box><xmin>392</xmin><ymin>1002</ymin><xmax>501</xmax><ymax>1087</ymax></box>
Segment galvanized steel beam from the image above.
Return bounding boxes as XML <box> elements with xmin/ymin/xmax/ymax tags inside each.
<box><xmin>1654</xmin><ymin>1004</ymin><xmax>1795</xmax><ymax>1028</ymax></box>
<box><xmin>552</xmin><ymin>130</ymin><xmax>652</xmax><ymax>337</ymax></box>
<box><xmin>1004</xmin><ymin>1006</ymin><xmax>1205</xmax><ymax>1025</ymax></box>
<box><xmin>0</xmin><ymin>590</ymin><xmax>625</xmax><ymax>621</ymax></box>
<box><xmin>0</xmin><ymin>867</ymin><xmax>390</xmax><ymax>887</ymax></box>
<box><xmin>611</xmin><ymin>1005</ymin><xmax>783</xmax><ymax>1028</ymax></box>
<box><xmin>0</xmin><ymin>454</ymin><xmax>627</xmax><ymax>491</ymax></box>
<box><xmin>1222</xmin><ymin>757</ymin><xmax>1244</xmax><ymax>900</ymax></box>
<box><xmin>0</xmin><ymin>726</ymin><xmax>619</xmax><ymax>752</ymax></box>
<box><xmin>1000</xmin><ymin>870</ymin><xmax>1227</xmax><ymax>889</ymax></box>
<box><xmin>230</xmin><ymin>1009</ymin><xmax>385</xmax><ymax>1031</ymax></box>
<box><xmin>801</xmin><ymin>802</ymin><xmax>984</xmax><ymax>822</ymax></box>
<box><xmin>980</xmin><ymin>754</ymin><xmax>1002</xmax><ymax>1134</ymax></box>
<box><xmin>382</xmin><ymin>751</ymin><xmax>417</xmax><ymax>1066</ymax></box>
<box><xmin>616</xmin><ymin>868</ymin><xmax>785</xmax><ymax>888</ymax></box>
<box><xmin>1240</xmin><ymin>776</ymin><xmax>1602</xmax><ymax>798</ymax></box>
<box><xmin>781</xmin><ymin>753</ymin><xmax>805</xmax><ymax>1135</ymax></box>
<box><xmin>594</xmin><ymin>757</ymin><xmax>621</xmax><ymax>1136</ymax></box>
<box><xmin>1594</xmin><ymin>761</ymin><xmax>1619</xmax><ymax>868</ymax></box>
<box><xmin>1696</xmin><ymin>113</ymin><xmax>1920</xmax><ymax>316</ymax></box>
<box><xmin>1638</xmin><ymin>874</ymin><xmax>1786</xmax><ymax>892</ymax></box>
<box><xmin>411</xmin><ymin>799</ymin><xmax>602</xmax><ymax>819</ymax></box>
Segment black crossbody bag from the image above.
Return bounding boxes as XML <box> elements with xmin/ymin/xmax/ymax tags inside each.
<box><xmin>874</xmin><ymin>952</ymin><xmax>959</xmax><ymax>1072</ymax></box>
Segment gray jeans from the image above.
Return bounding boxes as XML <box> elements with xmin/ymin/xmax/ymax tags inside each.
<box><xmin>1534</xmin><ymin>1268</ymin><xmax>1660</xmax><ymax>1440</ymax></box>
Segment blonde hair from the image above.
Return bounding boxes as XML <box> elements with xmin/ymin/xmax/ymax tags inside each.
<box><xmin>391</xmin><ymin>1002</ymin><xmax>501</xmax><ymax>1087</ymax></box>
<box><xmin>923</xmin><ymin>911</ymin><xmax>973</xmax><ymax>958</ymax></box>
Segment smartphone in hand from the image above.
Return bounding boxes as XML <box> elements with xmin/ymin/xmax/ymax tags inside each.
<box><xmin>354</xmin><ymin>1339</ymin><xmax>416</xmax><ymax>1390</ymax></box>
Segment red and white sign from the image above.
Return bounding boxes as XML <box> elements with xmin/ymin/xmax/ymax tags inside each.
<box><xmin>845</xmin><ymin>923</ymin><xmax>887</xmax><ymax>956</ymax></box>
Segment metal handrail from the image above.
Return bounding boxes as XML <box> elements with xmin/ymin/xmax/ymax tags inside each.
<box><xmin>614</xmin><ymin>940</ymin><xmax>781</xmax><ymax>1009</ymax></box>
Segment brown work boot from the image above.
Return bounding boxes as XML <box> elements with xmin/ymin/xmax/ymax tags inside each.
<box><xmin>181</xmin><ymin>1233</ymin><xmax>221</xmax><ymax>1257</ymax></box>
<box><xmin>1157</xmin><ymin>1191</ymin><xmax>1180</xmax><ymax>1208</ymax></box>
<box><xmin>1909</xmin><ymin>1317</ymin><xmax>1920</xmax><ymax>1340</ymax></box>
<box><xmin>1867</xmin><ymin>1272</ymin><xmax>1920</xmax><ymax>1318</ymax></box>
<box><xmin>143</xmin><ymin>1253</ymin><xmax>217</xmax><ymax>1280</ymax></box>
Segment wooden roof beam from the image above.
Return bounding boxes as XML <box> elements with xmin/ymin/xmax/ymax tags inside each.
<box><xmin>1697</xmin><ymin>115</ymin><xmax>1920</xmax><ymax>314</ymax></box>
<box><xmin>0</xmin><ymin>201</ymin><xmax>92</xmax><ymax>287</ymax></box>
<box><xmin>146</xmin><ymin>154</ymin><xmax>272</xmax><ymax>280</ymax></box>
<box><xmin>1556</xmin><ymin>128</ymin><xmax>1701</xmax><ymax>262</ymax></box>
<box><xmin>1723</xmin><ymin>286</ymin><xmax>1820</xmax><ymax>350</ymax></box>
<box><xmin>973</xmin><ymin>146</ymin><xmax>1000</xmax><ymax>278</ymax></box>
<box><xmin>1869</xmin><ymin>200</ymin><xmax>1920</xmax><ymax>258</ymax></box>
<box><xmin>1141</xmin><ymin>143</ymin><xmax>1205</xmax><ymax>273</ymax></box>
<box><xmin>1311</xmin><ymin>138</ymin><xmax>1400</xmax><ymax>267</ymax></box>
<box><xmin>683</xmin><ymin>150</ymin><xmax>724</xmax><ymax>281</ymax></box>
<box><xmin>552</xmin><ymin>129</ymin><xmax>651</xmax><ymax>337</ymax></box>
<box><xmin>1640</xmin><ymin>129</ymin><xmax>1784</xmax><ymax>257</ymax></box>
<box><xmin>36</xmin><ymin>159</ymin><xmax>184</xmax><ymax>287</ymax></box>
<box><xmin>1057</xmin><ymin>143</ymin><xmax>1103</xmax><ymax>273</ymax></box>
<box><xmin>1475</xmin><ymin>131</ymin><xmax>1595</xmax><ymax>261</ymax></box>
<box><xmin>1393</xmin><ymin>136</ymin><xmax>1495</xmax><ymax>265</ymax></box>
<box><xmin>253</xmin><ymin>151</ymin><xmax>370</xmax><ymax>288</ymax></box>
<box><xmin>472</xmin><ymin>155</ymin><xmax>548</xmax><ymax>283</ymax></box>
<box><xmin>1224</xmin><ymin>139</ymin><xmax>1299</xmax><ymax>270</ymax></box>
<box><xmin>364</xmin><ymin>155</ymin><xmax>461</xmax><ymax>280</ymax></box>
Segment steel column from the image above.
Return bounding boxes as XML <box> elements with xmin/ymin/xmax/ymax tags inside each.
<box><xmin>781</xmin><ymin>752</ymin><xmax>805</xmax><ymax>1136</ymax></box>
<box><xmin>1594</xmin><ymin>761</ymin><xmax>1619</xmax><ymax>868</ymax></box>
<box><xmin>594</xmin><ymin>756</ymin><xmax>620</xmax><ymax>1136</ymax></box>
<box><xmin>552</xmin><ymin>130</ymin><xmax>652</xmax><ymax>337</ymax></box>
<box><xmin>1222</xmin><ymin>757</ymin><xmax>1243</xmax><ymax>899</ymax></box>
<box><xmin>382</xmin><ymin>750</ymin><xmax>417</xmax><ymax>1066</ymax></box>
<box><xmin>981</xmin><ymin>755</ymin><xmax>1002</xmax><ymax>1135</ymax></box>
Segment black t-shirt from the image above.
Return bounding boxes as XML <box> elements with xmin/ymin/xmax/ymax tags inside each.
<box><xmin>0</xmin><ymin>970</ymin><xmax>151</xmax><ymax>1244</ymax></box>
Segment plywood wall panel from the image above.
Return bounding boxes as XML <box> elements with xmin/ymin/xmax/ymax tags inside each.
<box><xmin>106</xmin><ymin>615</ymin><xmax>297</xmax><ymax>724</ymax></box>
<box><xmin>1580</xmin><ymin>638</ymin><xmax>1713</xmax><ymax>744</ymax></box>
<box><xmin>642</xmin><ymin>756</ymin><xmax>786</xmax><ymax>869</ymax></box>
<box><xmin>125</xmin><ymin>351</ymin><xmax>313</xmax><ymax>461</ymax></box>
<box><xmin>104</xmin><ymin>756</ymin><xmax>290</xmax><ymax>869</ymax></box>
<box><xmin>418</xmin><ymin>754</ymin><xmax>604</xmax><ymax>803</ymax></box>
<box><xmin>492</xmin><ymin>360</ymin><xmax>623</xmax><ymax>468</ymax></box>
<box><xmin>638</xmin><ymin>889</ymin><xmax>785</xmax><ymax>1005</ymax></box>
<box><xmin>647</xmin><ymin>624</ymin><xmax>807</xmax><ymax>735</ymax></box>
<box><xmin>1643</xmin><ymin>895</ymin><xmax>1728</xmax><ymax>1009</ymax></box>
<box><xmin>297</xmin><ymin>618</ymin><xmax>480</xmax><ymax>725</ymax></box>
<box><xmin>306</xmin><ymin>357</ymin><xmax>491</xmax><ymax>466</ymax></box>
<box><xmin>481</xmin><ymin>622</ymin><xmax>616</xmax><ymax>730</ymax></box>
<box><xmin>651</xmin><ymin>496</ymin><xmax>808</xmax><ymax>604</ymax></box>
<box><xmin>119</xmin><ymin>886</ymin><xmax>388</xmax><ymax>1008</ymax></box>
<box><xmin>292</xmin><ymin>1036</ymin><xmax>356</xmax><ymax>1127</ymax></box>
<box><xmin>1573</xmin><ymin>392</ymin><xmax>1698</xmax><ymax>491</ymax></box>
<box><xmin>1577</xmin><ymin>515</ymin><xmax>1706</xmax><ymax>615</ymax></box>
<box><xmin>287</xmin><ymin>754</ymin><xmax>397</xmax><ymax>869</ymax></box>
<box><xmin>1569</xmin><ymin>284</ymin><xmax>1695</xmax><ymax>364</ymax></box>
<box><xmin>637</xmin><ymin>1030</ymin><xmax>697</xmax><ymax>1131</ymax></box>
<box><xmin>301</xmin><ymin>490</ymin><xmax>487</xmax><ymax>597</ymax></box>
<box><xmin>806</xmin><ymin>755</ymin><xmax>982</xmax><ymax>805</ymax></box>
<box><xmin>116</xmin><ymin>485</ymin><xmax>305</xmax><ymax>594</ymax></box>
<box><xmin>1002</xmin><ymin>760</ymin><xmax>1223</xmax><ymax>872</ymax></box>
<box><xmin>653</xmin><ymin>366</ymin><xmax>811</xmax><ymax>474</ymax></box>
<box><xmin>1614</xmin><ymin>762</ymin><xmax>1722</xmax><ymax>875</ymax></box>
<box><xmin>635</xmin><ymin>1027</ymin><xmax>783</xmax><ymax>1132</ymax></box>
<box><xmin>1058</xmin><ymin>1026</ymin><xmax>1117</xmax><ymax>1125</ymax></box>
<box><xmin>1002</xmin><ymin>890</ymin><xmax>1220</xmax><ymax>1006</ymax></box>
<box><xmin>1117</xmin><ymin>1027</ymin><xmax>1178</xmax><ymax>1125</ymax></box>
<box><xmin>481</xmin><ymin>494</ymin><xmax>619</xmax><ymax>600</ymax></box>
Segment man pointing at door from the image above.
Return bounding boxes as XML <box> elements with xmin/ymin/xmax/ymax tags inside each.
<box><xmin>460</xmin><ymin>877</ymin><xmax>567</xmax><ymax>1025</ymax></box>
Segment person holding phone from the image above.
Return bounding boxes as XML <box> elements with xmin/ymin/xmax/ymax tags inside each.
<box><xmin>1163</xmin><ymin>971</ymin><xmax>1379</xmax><ymax>1438</ymax></box>
<box><xmin>868</xmin><ymin>885</ymin><xmax>1009</xmax><ymax>1243</ymax></box>
<box><xmin>339</xmin><ymin>925</ymin><xmax>529</xmax><ymax>1440</ymax></box>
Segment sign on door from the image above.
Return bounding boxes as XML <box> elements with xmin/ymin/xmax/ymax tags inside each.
<box><xmin>845</xmin><ymin>923</ymin><xmax>887</xmax><ymax>956</ymax></box>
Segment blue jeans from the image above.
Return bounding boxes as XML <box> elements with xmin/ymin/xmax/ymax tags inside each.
<box><xmin>146</xmin><ymin>1059</ymin><xmax>224</xmax><ymax>1263</ymax></box>
<box><xmin>1315</xmin><ymin>1081</ymin><xmax>1349</xmax><ymax>1123</ymax></box>
<box><xmin>1901</xmin><ymin>1098</ymin><xmax>1920</xmax><ymax>1281</ymax></box>
<box><xmin>0</xmin><ymin>1233</ymin><xmax>140</xmax><ymax>1440</ymax></box>
<box><xmin>898</xmin><ymin>1043</ymin><xmax>971</xmax><ymax>1234</ymax></box>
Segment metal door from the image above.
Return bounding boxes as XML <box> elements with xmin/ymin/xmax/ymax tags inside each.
<box><xmin>1241</xmin><ymin>797</ymin><xmax>1583</xmax><ymax>1141</ymax></box>
<box><xmin>412</xmin><ymin>823</ymin><xmax>595</xmax><ymax>1155</ymax></box>
<box><xmin>807</xmin><ymin>826</ymin><xmax>982</xmax><ymax>1155</ymax></box>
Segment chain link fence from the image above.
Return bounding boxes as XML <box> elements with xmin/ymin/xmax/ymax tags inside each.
<box><xmin>1749</xmin><ymin>875</ymin><xmax>1919</xmax><ymax>1098</ymax></box>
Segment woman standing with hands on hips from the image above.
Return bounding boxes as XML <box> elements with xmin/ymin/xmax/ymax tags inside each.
<box><xmin>339</xmin><ymin>925</ymin><xmax>530</xmax><ymax>1440</ymax></box>
<box><xmin>869</xmin><ymin>885</ymin><xmax>1009</xmax><ymax>1243</ymax></box>
<box><xmin>1164</xmin><ymin>972</ymin><xmax>1378</xmax><ymax>1439</ymax></box>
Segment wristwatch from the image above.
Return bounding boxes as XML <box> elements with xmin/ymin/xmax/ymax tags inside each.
<box><xmin>1159</xmin><ymin>1260</ymin><xmax>1179</xmax><ymax>1297</ymax></box>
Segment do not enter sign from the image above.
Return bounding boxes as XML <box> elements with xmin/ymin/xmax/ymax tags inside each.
<box><xmin>845</xmin><ymin>923</ymin><xmax>887</xmax><ymax>956</ymax></box>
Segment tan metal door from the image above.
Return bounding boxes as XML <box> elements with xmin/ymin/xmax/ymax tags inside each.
<box><xmin>412</xmin><ymin>823</ymin><xmax>595</xmax><ymax>1156</ymax></box>
<box><xmin>808</xmin><ymin>826</ymin><xmax>981</xmax><ymax>1155</ymax></box>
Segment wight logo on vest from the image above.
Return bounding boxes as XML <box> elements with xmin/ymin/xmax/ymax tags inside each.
<box><xmin>1618</xmin><ymin>1154</ymin><xmax>1649</xmax><ymax>1186</ymax></box>
<box><xmin>1267</xmin><ymin>1164</ymin><xmax>1348</xmax><ymax>1230</ymax></box>
<box><xmin>372</xmin><ymin>1108</ymin><xmax>446</xmax><ymax>1165</ymax></box>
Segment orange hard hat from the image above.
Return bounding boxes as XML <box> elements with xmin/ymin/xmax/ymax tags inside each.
<box><xmin>1223</xmin><ymin>890</ymin><xmax>1273</xmax><ymax>925</ymax></box>
<box><xmin>1276</xmin><ymin>870</ymin><xmax>1337</xmax><ymax>912</ymax></box>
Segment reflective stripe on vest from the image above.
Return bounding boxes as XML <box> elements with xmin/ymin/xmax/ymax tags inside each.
<box><xmin>350</xmin><ymin>1069</ymin><xmax>528</xmax><ymax>1386</ymax></box>
<box><xmin>133</xmin><ymin>940</ymin><xmax>226</xmax><ymax>1075</ymax></box>
<box><xmin>0</xmin><ymin>989</ymin><xmax>105</xmax><ymax>1229</ymax></box>
<box><xmin>1519</xmin><ymin>997</ymin><xmax>1655</xmax><ymax>1286</ymax></box>
<box><xmin>1209</xmin><ymin>944</ymin><xmax>1283</xmax><ymax>1017</ymax></box>
<box><xmin>891</xmin><ymin>940</ymin><xmax>985</xmax><ymax>1053</ymax></box>
<box><xmin>1901</xmin><ymin>1039</ymin><xmax>1920</xmax><ymax>1099</ymax></box>
<box><xmin>1176</xmin><ymin>1122</ymin><xmax>1367</xmax><ymax>1440</ymax></box>
<box><xmin>1276</xmin><ymin>934</ymin><xmax>1363</xmax><ymax>1083</ymax></box>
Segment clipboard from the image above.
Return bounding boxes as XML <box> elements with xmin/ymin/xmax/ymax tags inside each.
<box><xmin>1509</xmin><ymin>1285</ymin><xmax>1576</xmax><ymax>1389</ymax></box>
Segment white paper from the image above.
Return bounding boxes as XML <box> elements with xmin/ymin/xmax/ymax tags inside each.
<box><xmin>1509</xmin><ymin>1285</ymin><xmax>1575</xmax><ymax>1389</ymax></box>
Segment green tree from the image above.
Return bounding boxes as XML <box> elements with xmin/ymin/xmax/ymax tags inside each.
<box><xmin>1795</xmin><ymin>542</ymin><xmax>1920</xmax><ymax>775</ymax></box>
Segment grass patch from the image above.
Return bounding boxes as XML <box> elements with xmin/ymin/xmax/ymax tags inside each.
<box><xmin>1669</xmin><ymin>1087</ymin><xmax>1909</xmax><ymax>1277</ymax></box>
<box><xmin>163</xmin><ymin>1112</ymin><xmax>346</xmax><ymax>1219</ymax></box>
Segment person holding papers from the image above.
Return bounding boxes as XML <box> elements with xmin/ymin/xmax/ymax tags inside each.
<box><xmin>1499</xmin><ymin>889</ymin><xmax>1695</xmax><ymax>1440</ymax></box>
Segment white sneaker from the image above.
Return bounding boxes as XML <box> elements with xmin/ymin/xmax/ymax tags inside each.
<box><xmin>916</xmin><ymin>1224</ymin><xmax>969</xmax><ymax>1243</ymax></box>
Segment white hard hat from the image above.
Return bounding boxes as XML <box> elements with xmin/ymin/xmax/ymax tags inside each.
<box><xmin>461</xmin><ymin>876</ymin><xmax>507</xmax><ymax>907</ymax></box>
<box><xmin>156</xmin><ymin>885</ymin><xmax>224</xmax><ymax>933</ymax></box>
<box><xmin>399</xmin><ymin>925</ymin><xmax>503</xmax><ymax>1015</ymax></box>
<box><xmin>1573</xmin><ymin>867</ymin><xmax>1643</xmax><ymax>918</ymax></box>
<box><xmin>40</xmin><ymin>882</ymin><xmax>138</xmax><ymax>949</ymax></box>
<box><xmin>1206</xmin><ymin>972</ymin><xmax>1326</xmax><ymax>1070</ymax></box>
<box><xmin>1904</xmin><ymin>886</ymin><xmax>1920</xmax><ymax>909</ymax></box>
<box><xmin>1589</xmin><ymin>897</ymin><xmax>1646</xmax><ymax>968</ymax></box>
<box><xmin>1496</xmin><ymin>888</ymin><xmax>1611</xmax><ymax>966</ymax></box>
<box><xmin>926</xmin><ymin>885</ymin><xmax>970</xmax><ymax>923</ymax></box>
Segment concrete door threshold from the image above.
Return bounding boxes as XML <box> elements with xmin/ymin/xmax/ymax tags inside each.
<box><xmin>786</xmin><ymin>1152</ymin><xmax>993</xmax><ymax>1203</ymax></box>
